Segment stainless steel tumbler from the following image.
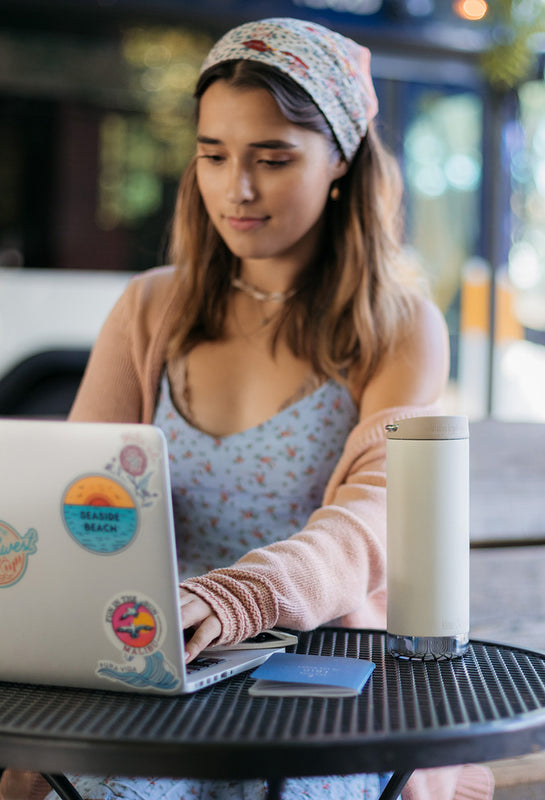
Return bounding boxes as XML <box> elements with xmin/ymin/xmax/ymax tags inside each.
<box><xmin>385</xmin><ymin>415</ymin><xmax>470</xmax><ymax>660</ymax></box>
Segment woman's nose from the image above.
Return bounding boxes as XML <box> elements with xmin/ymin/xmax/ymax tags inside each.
<box><xmin>226</xmin><ymin>165</ymin><xmax>256</xmax><ymax>204</ymax></box>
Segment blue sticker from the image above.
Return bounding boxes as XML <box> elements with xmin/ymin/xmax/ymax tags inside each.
<box><xmin>62</xmin><ymin>475</ymin><xmax>138</xmax><ymax>554</ymax></box>
<box><xmin>97</xmin><ymin>651</ymin><xmax>180</xmax><ymax>692</ymax></box>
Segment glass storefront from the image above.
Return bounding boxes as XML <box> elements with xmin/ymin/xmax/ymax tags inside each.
<box><xmin>401</xmin><ymin>86</ymin><xmax>484</xmax><ymax>413</ymax></box>
<box><xmin>0</xmin><ymin>24</ymin><xmax>212</xmax><ymax>271</ymax></box>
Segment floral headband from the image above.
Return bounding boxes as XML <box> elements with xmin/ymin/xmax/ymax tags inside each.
<box><xmin>199</xmin><ymin>17</ymin><xmax>379</xmax><ymax>162</ymax></box>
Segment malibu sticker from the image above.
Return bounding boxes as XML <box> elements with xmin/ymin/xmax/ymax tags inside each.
<box><xmin>0</xmin><ymin>521</ymin><xmax>38</xmax><ymax>587</ymax></box>
<box><xmin>109</xmin><ymin>596</ymin><xmax>161</xmax><ymax>654</ymax></box>
<box><xmin>97</xmin><ymin>592</ymin><xmax>180</xmax><ymax>692</ymax></box>
<box><xmin>62</xmin><ymin>475</ymin><xmax>138</xmax><ymax>554</ymax></box>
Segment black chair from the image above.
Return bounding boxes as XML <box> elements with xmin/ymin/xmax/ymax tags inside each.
<box><xmin>0</xmin><ymin>349</ymin><xmax>89</xmax><ymax>418</ymax></box>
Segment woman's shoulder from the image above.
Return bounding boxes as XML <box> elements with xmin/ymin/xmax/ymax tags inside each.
<box><xmin>403</xmin><ymin>293</ymin><xmax>449</xmax><ymax>353</ymax></box>
<box><xmin>387</xmin><ymin>293</ymin><xmax>450</xmax><ymax>390</ymax></box>
<box><xmin>120</xmin><ymin>265</ymin><xmax>179</xmax><ymax>318</ymax></box>
<box><xmin>126</xmin><ymin>265</ymin><xmax>178</xmax><ymax>299</ymax></box>
<box><xmin>101</xmin><ymin>266</ymin><xmax>182</xmax><ymax>348</ymax></box>
<box><xmin>355</xmin><ymin>294</ymin><xmax>449</xmax><ymax>416</ymax></box>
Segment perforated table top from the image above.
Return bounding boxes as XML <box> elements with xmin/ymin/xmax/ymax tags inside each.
<box><xmin>2</xmin><ymin>628</ymin><xmax>545</xmax><ymax>780</ymax></box>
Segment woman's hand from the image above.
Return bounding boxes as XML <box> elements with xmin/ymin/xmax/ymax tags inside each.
<box><xmin>179</xmin><ymin>587</ymin><xmax>222</xmax><ymax>662</ymax></box>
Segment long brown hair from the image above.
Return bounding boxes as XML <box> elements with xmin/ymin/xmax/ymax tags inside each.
<box><xmin>168</xmin><ymin>60</ymin><xmax>422</xmax><ymax>390</ymax></box>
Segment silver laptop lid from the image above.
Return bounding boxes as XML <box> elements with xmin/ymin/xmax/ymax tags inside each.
<box><xmin>0</xmin><ymin>419</ymin><xmax>186</xmax><ymax>694</ymax></box>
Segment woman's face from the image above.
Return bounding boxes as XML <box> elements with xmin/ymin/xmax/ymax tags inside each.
<box><xmin>196</xmin><ymin>80</ymin><xmax>347</xmax><ymax>274</ymax></box>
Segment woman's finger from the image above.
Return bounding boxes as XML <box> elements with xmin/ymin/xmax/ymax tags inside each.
<box><xmin>178</xmin><ymin>588</ymin><xmax>222</xmax><ymax>661</ymax></box>
<box><xmin>184</xmin><ymin>616</ymin><xmax>222</xmax><ymax>662</ymax></box>
<box><xmin>178</xmin><ymin>590</ymin><xmax>211</xmax><ymax>627</ymax></box>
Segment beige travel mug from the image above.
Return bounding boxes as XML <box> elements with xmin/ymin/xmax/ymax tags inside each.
<box><xmin>386</xmin><ymin>416</ymin><xmax>470</xmax><ymax>660</ymax></box>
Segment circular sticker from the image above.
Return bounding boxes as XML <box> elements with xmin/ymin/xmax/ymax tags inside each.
<box><xmin>0</xmin><ymin>521</ymin><xmax>38</xmax><ymax>587</ymax></box>
<box><xmin>62</xmin><ymin>475</ymin><xmax>138</xmax><ymax>554</ymax></box>
<box><xmin>104</xmin><ymin>593</ymin><xmax>164</xmax><ymax>655</ymax></box>
<box><xmin>119</xmin><ymin>445</ymin><xmax>148</xmax><ymax>477</ymax></box>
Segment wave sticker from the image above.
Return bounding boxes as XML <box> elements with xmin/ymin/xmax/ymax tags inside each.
<box><xmin>97</xmin><ymin>651</ymin><xmax>180</xmax><ymax>692</ymax></box>
<box><xmin>0</xmin><ymin>521</ymin><xmax>38</xmax><ymax>588</ymax></box>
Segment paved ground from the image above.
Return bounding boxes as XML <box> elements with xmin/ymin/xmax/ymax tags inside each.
<box><xmin>471</xmin><ymin>546</ymin><xmax>545</xmax><ymax>651</ymax></box>
<box><xmin>455</xmin><ymin>549</ymin><xmax>545</xmax><ymax>798</ymax></box>
<box><xmin>459</xmin><ymin>420</ymin><xmax>545</xmax><ymax>797</ymax></box>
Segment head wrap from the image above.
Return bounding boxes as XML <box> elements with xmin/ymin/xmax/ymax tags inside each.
<box><xmin>199</xmin><ymin>17</ymin><xmax>378</xmax><ymax>162</ymax></box>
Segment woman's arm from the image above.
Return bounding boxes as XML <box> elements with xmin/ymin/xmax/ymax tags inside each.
<box><xmin>181</xmin><ymin>297</ymin><xmax>450</xmax><ymax>652</ymax></box>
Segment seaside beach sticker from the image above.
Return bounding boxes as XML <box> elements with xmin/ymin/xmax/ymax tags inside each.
<box><xmin>62</xmin><ymin>438</ymin><xmax>162</xmax><ymax>555</ymax></box>
<box><xmin>62</xmin><ymin>476</ymin><xmax>138</xmax><ymax>554</ymax></box>
<box><xmin>0</xmin><ymin>521</ymin><xmax>38</xmax><ymax>587</ymax></box>
<box><xmin>97</xmin><ymin>593</ymin><xmax>180</xmax><ymax>692</ymax></box>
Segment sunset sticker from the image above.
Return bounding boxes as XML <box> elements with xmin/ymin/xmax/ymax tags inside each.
<box><xmin>62</xmin><ymin>475</ymin><xmax>138</xmax><ymax>554</ymax></box>
<box><xmin>111</xmin><ymin>600</ymin><xmax>158</xmax><ymax>649</ymax></box>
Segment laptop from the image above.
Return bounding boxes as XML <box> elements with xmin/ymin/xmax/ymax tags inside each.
<box><xmin>0</xmin><ymin>419</ymin><xmax>280</xmax><ymax>695</ymax></box>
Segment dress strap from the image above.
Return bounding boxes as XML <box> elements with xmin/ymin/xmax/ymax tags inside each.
<box><xmin>278</xmin><ymin>372</ymin><xmax>325</xmax><ymax>411</ymax></box>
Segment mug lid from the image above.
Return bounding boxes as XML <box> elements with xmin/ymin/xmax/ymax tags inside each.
<box><xmin>385</xmin><ymin>415</ymin><xmax>469</xmax><ymax>440</ymax></box>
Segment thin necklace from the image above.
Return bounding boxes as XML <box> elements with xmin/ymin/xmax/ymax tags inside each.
<box><xmin>231</xmin><ymin>275</ymin><xmax>296</xmax><ymax>304</ymax></box>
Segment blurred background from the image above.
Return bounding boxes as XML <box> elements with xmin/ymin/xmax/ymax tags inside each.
<box><xmin>0</xmin><ymin>0</ymin><xmax>544</xmax><ymax>419</ymax></box>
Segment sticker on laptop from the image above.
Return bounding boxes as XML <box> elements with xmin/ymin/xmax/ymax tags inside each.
<box><xmin>62</xmin><ymin>475</ymin><xmax>139</xmax><ymax>554</ymax></box>
<box><xmin>96</xmin><ymin>592</ymin><xmax>180</xmax><ymax>692</ymax></box>
<box><xmin>105</xmin><ymin>438</ymin><xmax>161</xmax><ymax>509</ymax></box>
<box><xmin>62</xmin><ymin>435</ymin><xmax>163</xmax><ymax>555</ymax></box>
<box><xmin>0</xmin><ymin>521</ymin><xmax>38</xmax><ymax>588</ymax></box>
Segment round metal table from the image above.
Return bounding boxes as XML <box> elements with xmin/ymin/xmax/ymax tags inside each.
<box><xmin>2</xmin><ymin>628</ymin><xmax>545</xmax><ymax>799</ymax></box>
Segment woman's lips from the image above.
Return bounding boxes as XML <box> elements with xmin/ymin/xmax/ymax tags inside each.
<box><xmin>226</xmin><ymin>216</ymin><xmax>268</xmax><ymax>232</ymax></box>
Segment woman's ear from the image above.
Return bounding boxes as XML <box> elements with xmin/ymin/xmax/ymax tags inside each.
<box><xmin>332</xmin><ymin>157</ymin><xmax>349</xmax><ymax>181</ymax></box>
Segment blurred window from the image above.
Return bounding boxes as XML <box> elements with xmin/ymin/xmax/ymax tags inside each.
<box><xmin>388</xmin><ymin>83</ymin><xmax>486</xmax><ymax>417</ymax></box>
<box><xmin>403</xmin><ymin>89</ymin><xmax>483</xmax><ymax>368</ymax></box>
<box><xmin>0</xmin><ymin>24</ymin><xmax>211</xmax><ymax>270</ymax></box>
<box><xmin>493</xmin><ymin>80</ymin><xmax>545</xmax><ymax>422</ymax></box>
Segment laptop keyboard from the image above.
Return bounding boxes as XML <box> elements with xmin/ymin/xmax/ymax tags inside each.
<box><xmin>186</xmin><ymin>656</ymin><xmax>226</xmax><ymax>673</ymax></box>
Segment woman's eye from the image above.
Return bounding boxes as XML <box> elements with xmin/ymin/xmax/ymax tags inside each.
<box><xmin>199</xmin><ymin>154</ymin><xmax>224</xmax><ymax>163</ymax></box>
<box><xmin>259</xmin><ymin>159</ymin><xmax>289</xmax><ymax>168</ymax></box>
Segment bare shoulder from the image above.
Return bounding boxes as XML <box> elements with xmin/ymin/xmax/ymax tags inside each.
<box><xmin>400</xmin><ymin>294</ymin><xmax>449</xmax><ymax>361</ymax></box>
<box><xmin>359</xmin><ymin>295</ymin><xmax>450</xmax><ymax>418</ymax></box>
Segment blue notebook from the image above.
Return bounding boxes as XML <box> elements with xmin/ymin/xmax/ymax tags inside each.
<box><xmin>249</xmin><ymin>652</ymin><xmax>375</xmax><ymax>697</ymax></box>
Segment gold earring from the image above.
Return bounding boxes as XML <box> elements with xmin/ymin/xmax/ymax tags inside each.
<box><xmin>330</xmin><ymin>183</ymin><xmax>340</xmax><ymax>201</ymax></box>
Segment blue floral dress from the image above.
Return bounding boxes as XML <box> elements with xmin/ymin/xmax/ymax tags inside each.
<box><xmin>153</xmin><ymin>370</ymin><xmax>359</xmax><ymax>581</ymax></box>
<box><xmin>47</xmin><ymin>371</ymin><xmax>391</xmax><ymax>800</ymax></box>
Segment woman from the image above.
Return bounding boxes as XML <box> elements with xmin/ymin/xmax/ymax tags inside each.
<box><xmin>1</xmin><ymin>17</ymin><xmax>493</xmax><ymax>800</ymax></box>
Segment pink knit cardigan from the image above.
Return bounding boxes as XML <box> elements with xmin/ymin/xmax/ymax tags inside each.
<box><xmin>69</xmin><ymin>266</ymin><xmax>493</xmax><ymax>800</ymax></box>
